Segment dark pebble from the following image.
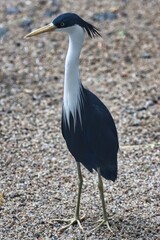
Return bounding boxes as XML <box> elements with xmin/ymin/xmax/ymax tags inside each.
<box><xmin>121</xmin><ymin>12</ymin><xmax>128</xmax><ymax>17</ymax></box>
<box><xmin>141</xmin><ymin>52</ymin><xmax>151</xmax><ymax>59</ymax></box>
<box><xmin>42</xmin><ymin>93</ymin><xmax>51</xmax><ymax>98</ymax></box>
<box><xmin>137</xmin><ymin>13</ymin><xmax>143</xmax><ymax>19</ymax></box>
<box><xmin>125</xmin><ymin>107</ymin><xmax>136</xmax><ymax>114</ymax></box>
<box><xmin>6</xmin><ymin>7</ymin><xmax>20</xmax><ymax>15</ymax></box>
<box><xmin>34</xmin><ymin>233</ymin><xmax>41</xmax><ymax>238</ymax></box>
<box><xmin>44</xmin><ymin>9</ymin><xmax>57</xmax><ymax>17</ymax></box>
<box><xmin>15</xmin><ymin>42</ymin><xmax>21</xmax><ymax>47</ymax></box>
<box><xmin>145</xmin><ymin>99</ymin><xmax>157</xmax><ymax>109</ymax></box>
<box><xmin>0</xmin><ymin>27</ymin><xmax>8</xmax><ymax>38</ymax></box>
<box><xmin>19</xmin><ymin>18</ymin><xmax>33</xmax><ymax>28</ymax></box>
<box><xmin>7</xmin><ymin>110</ymin><xmax>12</xmax><ymax>114</ymax></box>
<box><xmin>39</xmin><ymin>0</ymin><xmax>47</xmax><ymax>5</ymax></box>
<box><xmin>132</xmin><ymin>118</ymin><xmax>140</xmax><ymax>126</ymax></box>
<box><xmin>124</xmin><ymin>55</ymin><xmax>132</xmax><ymax>63</ymax></box>
<box><xmin>137</xmin><ymin>99</ymin><xmax>157</xmax><ymax>111</ymax></box>
<box><xmin>137</xmin><ymin>107</ymin><xmax>146</xmax><ymax>112</ymax></box>
<box><xmin>32</xmin><ymin>94</ymin><xmax>41</xmax><ymax>101</ymax></box>
<box><xmin>11</xmin><ymin>193</ymin><xmax>22</xmax><ymax>198</ymax></box>
<box><xmin>92</xmin><ymin>12</ymin><xmax>118</xmax><ymax>22</ymax></box>
<box><xmin>51</xmin><ymin>236</ymin><xmax>58</xmax><ymax>240</ymax></box>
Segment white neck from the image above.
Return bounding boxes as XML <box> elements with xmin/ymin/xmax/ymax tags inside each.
<box><xmin>63</xmin><ymin>25</ymin><xmax>85</xmax><ymax>126</ymax></box>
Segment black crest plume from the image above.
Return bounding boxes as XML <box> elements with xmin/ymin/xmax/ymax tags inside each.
<box><xmin>82</xmin><ymin>21</ymin><xmax>102</xmax><ymax>38</ymax></box>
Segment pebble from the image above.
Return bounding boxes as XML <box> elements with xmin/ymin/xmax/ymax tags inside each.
<box><xmin>0</xmin><ymin>27</ymin><xmax>8</xmax><ymax>38</ymax></box>
<box><xmin>141</xmin><ymin>52</ymin><xmax>151</xmax><ymax>59</ymax></box>
<box><xmin>6</xmin><ymin>7</ymin><xmax>20</xmax><ymax>15</ymax></box>
<box><xmin>92</xmin><ymin>12</ymin><xmax>118</xmax><ymax>22</ymax></box>
<box><xmin>52</xmin><ymin>0</ymin><xmax>60</xmax><ymax>8</ymax></box>
<box><xmin>131</xmin><ymin>117</ymin><xmax>141</xmax><ymax>126</ymax></box>
<box><xmin>137</xmin><ymin>99</ymin><xmax>157</xmax><ymax>111</ymax></box>
<box><xmin>124</xmin><ymin>55</ymin><xmax>132</xmax><ymax>64</ymax></box>
<box><xmin>44</xmin><ymin>0</ymin><xmax>60</xmax><ymax>17</ymax></box>
<box><xmin>19</xmin><ymin>18</ymin><xmax>33</xmax><ymax>28</ymax></box>
<box><xmin>39</xmin><ymin>0</ymin><xmax>47</xmax><ymax>5</ymax></box>
<box><xmin>144</xmin><ymin>99</ymin><xmax>157</xmax><ymax>109</ymax></box>
<box><xmin>44</xmin><ymin>9</ymin><xmax>57</xmax><ymax>17</ymax></box>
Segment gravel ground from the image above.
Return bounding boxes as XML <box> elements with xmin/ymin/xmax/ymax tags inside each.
<box><xmin>0</xmin><ymin>0</ymin><xmax>160</xmax><ymax>239</ymax></box>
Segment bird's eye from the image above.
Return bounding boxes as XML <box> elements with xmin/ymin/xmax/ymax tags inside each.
<box><xmin>60</xmin><ymin>22</ymin><xmax>65</xmax><ymax>27</ymax></box>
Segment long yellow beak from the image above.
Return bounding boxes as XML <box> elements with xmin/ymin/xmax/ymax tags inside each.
<box><xmin>24</xmin><ymin>23</ymin><xmax>56</xmax><ymax>38</ymax></box>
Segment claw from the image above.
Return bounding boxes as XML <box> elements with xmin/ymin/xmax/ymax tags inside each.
<box><xmin>91</xmin><ymin>219</ymin><xmax>113</xmax><ymax>233</ymax></box>
<box><xmin>59</xmin><ymin>218</ymin><xmax>83</xmax><ymax>232</ymax></box>
<box><xmin>53</xmin><ymin>215</ymin><xmax>85</xmax><ymax>232</ymax></box>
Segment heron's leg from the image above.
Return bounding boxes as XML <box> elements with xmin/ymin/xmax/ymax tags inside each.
<box><xmin>54</xmin><ymin>162</ymin><xmax>85</xmax><ymax>231</ymax></box>
<box><xmin>92</xmin><ymin>167</ymin><xmax>112</xmax><ymax>232</ymax></box>
<box><xmin>98</xmin><ymin>167</ymin><xmax>108</xmax><ymax>220</ymax></box>
<box><xmin>75</xmin><ymin>161</ymin><xmax>83</xmax><ymax>219</ymax></box>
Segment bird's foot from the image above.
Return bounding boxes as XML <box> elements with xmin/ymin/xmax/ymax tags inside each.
<box><xmin>91</xmin><ymin>218</ymin><xmax>113</xmax><ymax>233</ymax></box>
<box><xmin>53</xmin><ymin>215</ymin><xmax>85</xmax><ymax>232</ymax></box>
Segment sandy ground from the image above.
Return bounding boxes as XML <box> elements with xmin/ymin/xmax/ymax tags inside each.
<box><xmin>0</xmin><ymin>0</ymin><xmax>160</xmax><ymax>239</ymax></box>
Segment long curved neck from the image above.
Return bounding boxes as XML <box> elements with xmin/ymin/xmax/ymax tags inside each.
<box><xmin>63</xmin><ymin>25</ymin><xmax>85</xmax><ymax>126</ymax></box>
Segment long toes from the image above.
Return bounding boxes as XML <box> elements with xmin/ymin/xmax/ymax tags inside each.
<box><xmin>59</xmin><ymin>222</ymin><xmax>75</xmax><ymax>232</ymax></box>
<box><xmin>59</xmin><ymin>219</ymin><xmax>83</xmax><ymax>232</ymax></box>
<box><xmin>90</xmin><ymin>219</ymin><xmax>113</xmax><ymax>233</ymax></box>
<box><xmin>77</xmin><ymin>219</ymin><xmax>83</xmax><ymax>230</ymax></box>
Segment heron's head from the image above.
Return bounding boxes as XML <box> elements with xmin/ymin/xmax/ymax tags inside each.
<box><xmin>24</xmin><ymin>12</ymin><xmax>101</xmax><ymax>39</ymax></box>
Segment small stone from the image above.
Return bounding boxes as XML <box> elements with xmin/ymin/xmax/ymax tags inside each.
<box><xmin>92</xmin><ymin>12</ymin><xmax>118</xmax><ymax>22</ymax></box>
<box><xmin>132</xmin><ymin>117</ymin><xmax>141</xmax><ymax>126</ymax></box>
<box><xmin>15</xmin><ymin>42</ymin><xmax>21</xmax><ymax>47</ymax></box>
<box><xmin>0</xmin><ymin>27</ymin><xmax>8</xmax><ymax>38</ymax></box>
<box><xmin>124</xmin><ymin>55</ymin><xmax>132</xmax><ymax>63</ymax></box>
<box><xmin>6</xmin><ymin>7</ymin><xmax>20</xmax><ymax>15</ymax></box>
<box><xmin>44</xmin><ymin>9</ymin><xmax>56</xmax><ymax>17</ymax></box>
<box><xmin>141</xmin><ymin>52</ymin><xmax>151</xmax><ymax>59</ymax></box>
<box><xmin>19</xmin><ymin>18</ymin><xmax>33</xmax><ymax>28</ymax></box>
<box><xmin>52</xmin><ymin>0</ymin><xmax>60</xmax><ymax>8</ymax></box>
<box><xmin>39</xmin><ymin>0</ymin><xmax>47</xmax><ymax>5</ymax></box>
<box><xmin>121</xmin><ymin>12</ymin><xmax>128</xmax><ymax>17</ymax></box>
<box><xmin>145</xmin><ymin>99</ymin><xmax>157</xmax><ymax>109</ymax></box>
<box><xmin>0</xmin><ymin>192</ymin><xmax>5</xmax><ymax>206</ymax></box>
<box><xmin>121</xmin><ymin>72</ymin><xmax>128</xmax><ymax>77</ymax></box>
<box><xmin>51</xmin><ymin>235</ymin><xmax>58</xmax><ymax>240</ymax></box>
<box><xmin>44</xmin><ymin>0</ymin><xmax>60</xmax><ymax>17</ymax></box>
